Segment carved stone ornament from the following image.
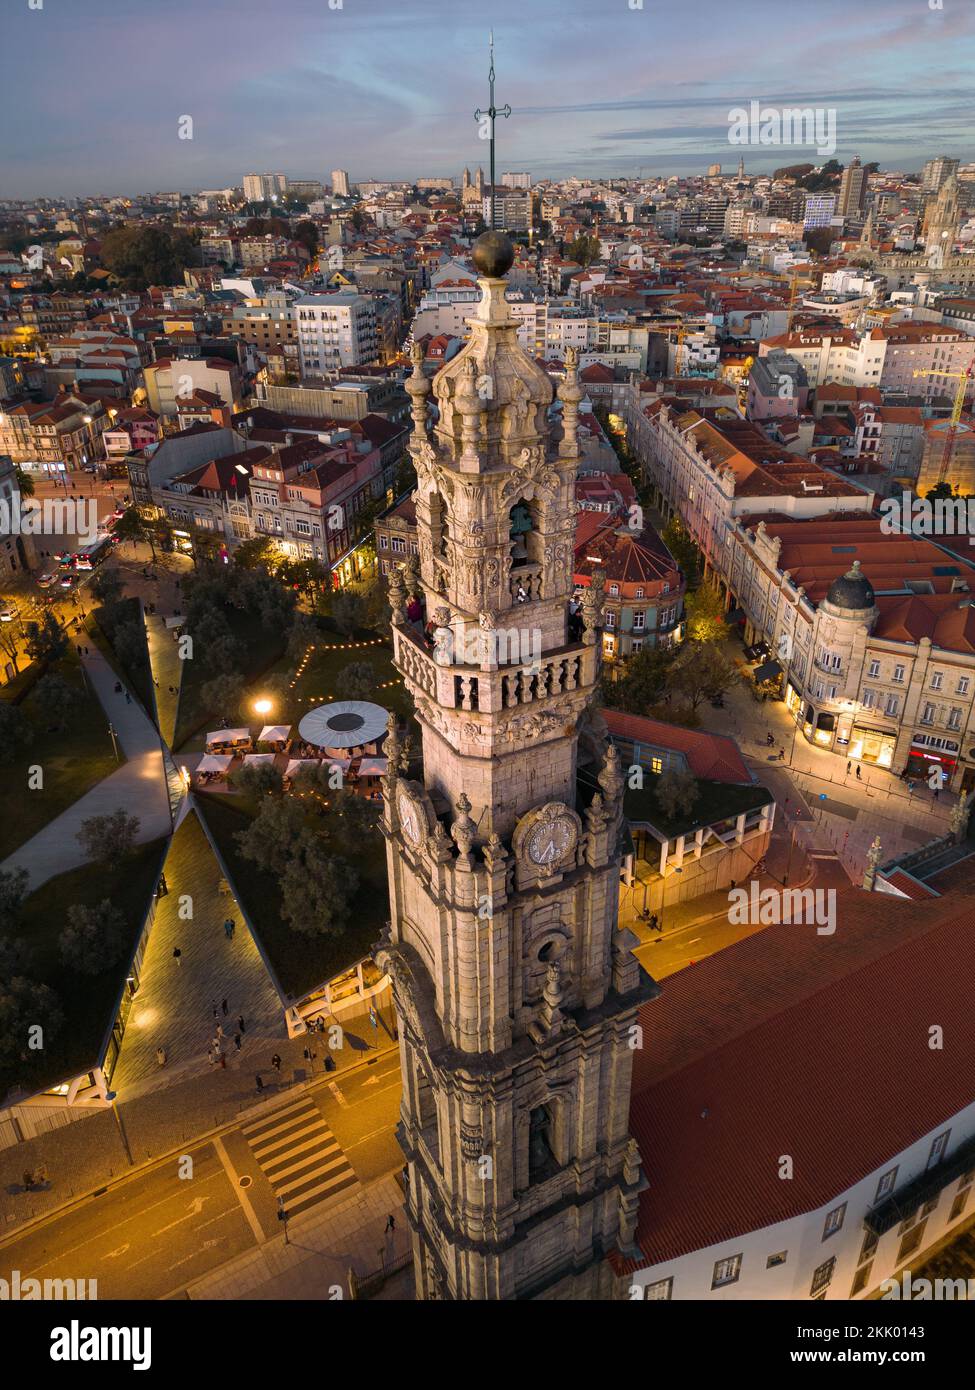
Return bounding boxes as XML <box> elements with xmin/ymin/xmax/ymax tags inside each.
<box><xmin>460</xmin><ymin>1123</ymin><xmax>483</xmax><ymax>1163</ymax></box>
<box><xmin>451</xmin><ymin>792</ymin><xmax>477</xmax><ymax>857</ymax></box>
<box><xmin>387</xmin><ymin>564</ymin><xmax>407</xmax><ymax>626</ymax></box>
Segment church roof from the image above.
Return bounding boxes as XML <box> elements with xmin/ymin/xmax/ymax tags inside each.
<box><xmin>613</xmin><ymin>879</ymin><xmax>975</xmax><ymax>1273</ymax></box>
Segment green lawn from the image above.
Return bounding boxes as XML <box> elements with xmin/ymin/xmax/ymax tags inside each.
<box><xmin>264</xmin><ymin>625</ymin><xmax>412</xmax><ymax>729</ymax></box>
<box><xmin>0</xmin><ymin>838</ymin><xmax>169</xmax><ymax>1100</ymax></box>
<box><xmin>0</xmin><ymin>652</ymin><xmax>122</xmax><ymax>861</ymax></box>
<box><xmin>195</xmin><ymin>791</ymin><xmax>389</xmax><ymax>1001</ymax></box>
<box><xmin>623</xmin><ymin>776</ymin><xmax>771</xmax><ymax>839</ymax></box>
<box><xmin>172</xmin><ymin>606</ymin><xmax>288</xmax><ymax>751</ymax></box>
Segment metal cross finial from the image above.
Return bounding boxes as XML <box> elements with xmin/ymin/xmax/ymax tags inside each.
<box><xmin>474</xmin><ymin>30</ymin><xmax>511</xmax><ymax>230</ymax></box>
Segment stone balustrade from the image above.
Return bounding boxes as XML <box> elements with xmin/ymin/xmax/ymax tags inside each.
<box><xmin>393</xmin><ymin>622</ymin><xmax>595</xmax><ymax>716</ymax></box>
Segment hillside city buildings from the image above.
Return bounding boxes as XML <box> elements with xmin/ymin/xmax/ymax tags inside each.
<box><xmin>4</xmin><ymin>140</ymin><xmax>975</xmax><ymax>1312</ymax></box>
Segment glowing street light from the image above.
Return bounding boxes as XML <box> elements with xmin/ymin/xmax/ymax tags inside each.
<box><xmin>254</xmin><ymin>698</ymin><xmax>273</xmax><ymax>716</ymax></box>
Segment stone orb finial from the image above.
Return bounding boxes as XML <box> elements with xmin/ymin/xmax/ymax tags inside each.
<box><xmin>472</xmin><ymin>230</ymin><xmax>515</xmax><ymax>278</ymax></box>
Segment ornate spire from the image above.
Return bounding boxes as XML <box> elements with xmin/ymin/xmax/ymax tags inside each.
<box><xmin>557</xmin><ymin>346</ymin><xmax>582</xmax><ymax>459</ymax></box>
<box><xmin>598</xmin><ymin>741</ymin><xmax>625</xmax><ymax>811</ymax></box>
<box><xmin>581</xmin><ymin>567</ymin><xmax>606</xmax><ymax>645</ymax></box>
<box><xmin>429</xmin><ymin>231</ymin><xmax>553</xmax><ymax>472</ymax></box>
<box><xmin>407</xmin><ymin>340</ymin><xmax>431</xmax><ymax>436</ymax></box>
<box><xmin>451</xmin><ymin>792</ymin><xmax>477</xmax><ymax>858</ymax></box>
<box><xmin>387</xmin><ymin>562</ymin><xmax>407</xmax><ymax>626</ymax></box>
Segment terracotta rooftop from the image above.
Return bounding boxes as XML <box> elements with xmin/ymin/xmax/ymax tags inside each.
<box><xmin>574</xmin><ymin>519</ymin><xmax>679</xmax><ymax>590</ymax></box>
<box><xmin>614</xmin><ymin>883</ymin><xmax>975</xmax><ymax>1272</ymax></box>
<box><xmin>603</xmin><ymin>709</ymin><xmax>753</xmax><ymax>784</ymax></box>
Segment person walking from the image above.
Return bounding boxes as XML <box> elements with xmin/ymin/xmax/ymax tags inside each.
<box><xmin>23</xmin><ymin>1171</ymin><xmax>33</xmax><ymax>1193</ymax></box>
<box><xmin>124</xmin><ymin>690</ymin><xmax>131</xmax><ymax>704</ymax></box>
<box><xmin>271</xmin><ymin>1053</ymin><xmax>282</xmax><ymax>1071</ymax></box>
<box><xmin>238</xmin><ymin>1015</ymin><xmax>246</xmax><ymax>1034</ymax></box>
<box><xmin>172</xmin><ymin>947</ymin><xmax>182</xmax><ymax>966</ymax></box>
<box><xmin>212</xmin><ymin>1001</ymin><xmax>219</xmax><ymax>1019</ymax></box>
<box><xmin>233</xmin><ymin>1033</ymin><xmax>242</xmax><ymax>1051</ymax></box>
<box><xmin>778</xmin><ymin>747</ymin><xmax>786</xmax><ymax>761</ymax></box>
<box><xmin>385</xmin><ymin>1213</ymin><xmax>396</xmax><ymax>1234</ymax></box>
<box><xmin>846</xmin><ymin>760</ymin><xmax>851</xmax><ymax>774</ymax></box>
<box><xmin>219</xmin><ymin>1051</ymin><xmax>227</xmax><ymax>1069</ymax></box>
<box><xmin>215</xmin><ymin>1023</ymin><xmax>224</xmax><ymax>1040</ymax></box>
<box><xmin>255</xmin><ymin>1074</ymin><xmax>264</xmax><ymax>1093</ymax></box>
<box><xmin>856</xmin><ymin>765</ymin><xmax>862</xmax><ymax>781</ymax></box>
<box><xmin>155</xmin><ymin>1046</ymin><xmax>167</xmax><ymax>1066</ymax></box>
<box><xmin>221</xmin><ymin>998</ymin><xmax>228</xmax><ymax>1016</ymax></box>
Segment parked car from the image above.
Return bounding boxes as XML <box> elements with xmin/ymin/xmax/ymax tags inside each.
<box><xmin>0</xmin><ymin>602</ymin><xmax>19</xmax><ymax>623</ymax></box>
<box><xmin>37</xmin><ymin>571</ymin><xmax>59</xmax><ymax>589</ymax></box>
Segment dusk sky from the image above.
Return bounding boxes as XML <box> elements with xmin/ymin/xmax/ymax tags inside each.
<box><xmin>2</xmin><ymin>0</ymin><xmax>972</xmax><ymax>197</ymax></box>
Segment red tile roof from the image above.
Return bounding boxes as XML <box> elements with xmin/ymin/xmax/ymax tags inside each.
<box><xmin>615</xmin><ymin>886</ymin><xmax>975</xmax><ymax>1272</ymax></box>
<box><xmin>603</xmin><ymin>709</ymin><xmax>752</xmax><ymax>784</ymax></box>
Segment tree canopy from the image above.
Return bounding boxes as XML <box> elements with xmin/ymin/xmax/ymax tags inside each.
<box><xmin>99</xmin><ymin>224</ymin><xmax>201</xmax><ymax>290</ymax></box>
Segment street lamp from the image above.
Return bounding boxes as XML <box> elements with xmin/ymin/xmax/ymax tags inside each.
<box><xmin>254</xmin><ymin>698</ymin><xmax>273</xmax><ymax>716</ymax></box>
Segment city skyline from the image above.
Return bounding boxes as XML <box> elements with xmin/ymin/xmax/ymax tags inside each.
<box><xmin>2</xmin><ymin>0</ymin><xmax>973</xmax><ymax>198</ymax></box>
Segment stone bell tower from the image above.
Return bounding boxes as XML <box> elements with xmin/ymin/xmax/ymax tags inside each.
<box><xmin>376</xmin><ymin>231</ymin><xmax>655</xmax><ymax>1301</ymax></box>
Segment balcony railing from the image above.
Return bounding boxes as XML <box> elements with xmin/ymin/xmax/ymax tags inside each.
<box><xmin>393</xmin><ymin>622</ymin><xmax>596</xmax><ymax>715</ymax></box>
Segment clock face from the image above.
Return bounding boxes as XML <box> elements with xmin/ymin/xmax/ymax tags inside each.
<box><xmin>526</xmin><ymin>817</ymin><xmax>574</xmax><ymax>868</ymax></box>
<box><xmin>398</xmin><ymin>792</ymin><xmax>422</xmax><ymax>845</ymax></box>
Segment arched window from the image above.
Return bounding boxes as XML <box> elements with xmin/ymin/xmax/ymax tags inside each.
<box><xmin>508</xmin><ymin>498</ymin><xmax>537</xmax><ymax>570</ymax></box>
<box><xmin>528</xmin><ymin>1104</ymin><xmax>558</xmax><ymax>1185</ymax></box>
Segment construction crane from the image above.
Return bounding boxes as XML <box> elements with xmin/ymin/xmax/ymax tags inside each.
<box><xmin>673</xmin><ymin>322</ymin><xmax>686</xmax><ymax>377</ymax></box>
<box><xmin>911</xmin><ymin>357</ymin><xmax>975</xmax><ymax>488</ymax></box>
<box><xmin>785</xmin><ymin>268</ymin><xmax>817</xmax><ymax>331</ymax></box>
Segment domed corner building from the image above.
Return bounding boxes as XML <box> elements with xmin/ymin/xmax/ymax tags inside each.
<box><xmin>799</xmin><ymin>559</ymin><xmax>888</xmax><ymax>763</ymax></box>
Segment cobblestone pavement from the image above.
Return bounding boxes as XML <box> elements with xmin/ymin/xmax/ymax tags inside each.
<box><xmin>694</xmin><ymin>643</ymin><xmax>954</xmax><ymax>881</ymax></box>
<box><xmin>0</xmin><ymin>643</ymin><xmax>172</xmax><ymax>891</ymax></box>
<box><xmin>110</xmin><ymin>810</ymin><xmax>286</xmax><ymax>1105</ymax></box>
<box><xmin>145</xmin><ymin>612</ymin><xmax>183</xmax><ymax>749</ymax></box>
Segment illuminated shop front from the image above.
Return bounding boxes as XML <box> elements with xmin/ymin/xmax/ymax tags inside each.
<box><xmin>905</xmin><ymin>734</ymin><xmax>957</xmax><ymax>787</ymax></box>
<box><xmin>849</xmin><ymin>724</ymin><xmax>896</xmax><ymax>767</ymax></box>
<box><xmin>802</xmin><ymin>705</ymin><xmax>836</xmax><ymax>748</ymax></box>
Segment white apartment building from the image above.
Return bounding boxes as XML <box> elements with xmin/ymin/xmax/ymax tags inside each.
<box><xmin>242</xmin><ymin>172</ymin><xmax>287</xmax><ymax>204</ymax></box>
<box><xmin>331</xmin><ymin>170</ymin><xmax>351</xmax><ymax>197</ymax></box>
<box><xmin>295</xmin><ymin>293</ymin><xmax>378</xmax><ymax>376</ymax></box>
<box><xmin>142</xmin><ymin>357</ymin><xmax>241</xmax><ymax>421</ymax></box>
<box><xmin>759</xmin><ymin>323</ymin><xmax>973</xmax><ymax>394</ymax></box>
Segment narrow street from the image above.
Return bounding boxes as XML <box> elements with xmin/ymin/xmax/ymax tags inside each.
<box><xmin>0</xmin><ymin>1048</ymin><xmax>402</xmax><ymax>1301</ymax></box>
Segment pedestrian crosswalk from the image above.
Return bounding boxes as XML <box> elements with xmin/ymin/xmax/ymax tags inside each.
<box><xmin>242</xmin><ymin>1096</ymin><xmax>358</xmax><ymax>1218</ymax></box>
